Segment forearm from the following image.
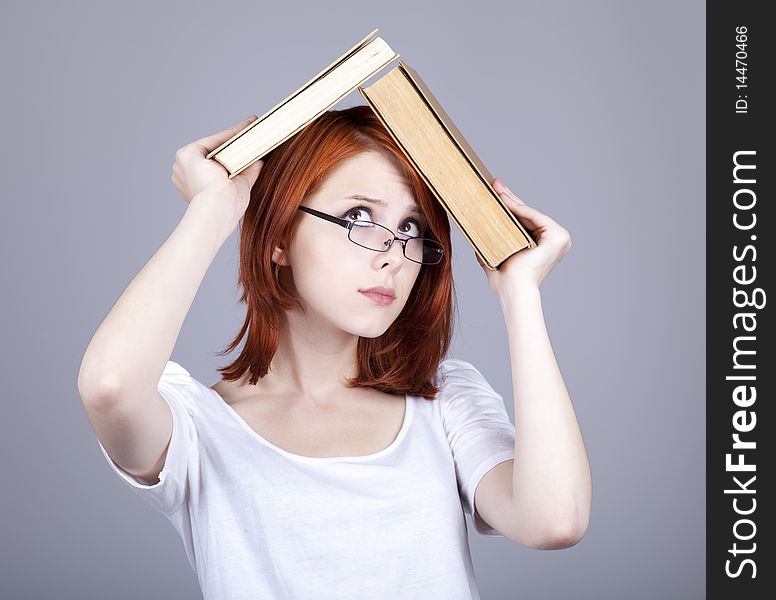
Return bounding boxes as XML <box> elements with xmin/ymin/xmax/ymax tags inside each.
<box><xmin>78</xmin><ymin>194</ymin><xmax>235</xmax><ymax>398</ymax></box>
<box><xmin>499</xmin><ymin>280</ymin><xmax>591</xmax><ymax>540</ymax></box>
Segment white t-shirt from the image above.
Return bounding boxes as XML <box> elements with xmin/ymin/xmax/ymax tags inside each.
<box><xmin>96</xmin><ymin>358</ymin><xmax>516</xmax><ymax>600</ymax></box>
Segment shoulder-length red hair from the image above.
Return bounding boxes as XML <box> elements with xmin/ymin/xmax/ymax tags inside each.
<box><xmin>215</xmin><ymin>105</ymin><xmax>457</xmax><ymax>399</ymax></box>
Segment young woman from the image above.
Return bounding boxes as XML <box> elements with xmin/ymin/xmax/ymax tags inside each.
<box><xmin>78</xmin><ymin>106</ymin><xmax>591</xmax><ymax>599</ymax></box>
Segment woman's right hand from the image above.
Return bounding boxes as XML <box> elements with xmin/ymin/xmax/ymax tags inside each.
<box><xmin>171</xmin><ymin>115</ymin><xmax>265</xmax><ymax>226</ymax></box>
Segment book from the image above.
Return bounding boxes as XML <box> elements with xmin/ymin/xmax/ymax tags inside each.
<box><xmin>207</xmin><ymin>30</ymin><xmax>535</xmax><ymax>270</ymax></box>
<box><xmin>358</xmin><ymin>61</ymin><xmax>537</xmax><ymax>271</ymax></box>
<box><xmin>206</xmin><ymin>29</ymin><xmax>399</xmax><ymax>177</ymax></box>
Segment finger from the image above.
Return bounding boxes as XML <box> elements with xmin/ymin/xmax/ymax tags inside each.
<box><xmin>505</xmin><ymin>201</ymin><xmax>558</xmax><ymax>231</ymax></box>
<box><xmin>504</xmin><ymin>190</ymin><xmax>526</xmax><ymax>205</ymax></box>
<box><xmin>192</xmin><ymin>115</ymin><xmax>259</xmax><ymax>154</ymax></box>
<box><xmin>498</xmin><ymin>191</ymin><xmax>528</xmax><ymax>211</ymax></box>
<box><xmin>493</xmin><ymin>178</ymin><xmax>526</xmax><ymax>205</ymax></box>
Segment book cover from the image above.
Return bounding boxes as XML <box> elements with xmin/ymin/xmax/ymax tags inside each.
<box><xmin>359</xmin><ymin>61</ymin><xmax>537</xmax><ymax>270</ymax></box>
<box><xmin>206</xmin><ymin>28</ymin><xmax>399</xmax><ymax>178</ymax></box>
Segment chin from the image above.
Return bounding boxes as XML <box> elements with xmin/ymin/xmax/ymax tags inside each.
<box><xmin>349</xmin><ymin>322</ymin><xmax>393</xmax><ymax>339</ymax></box>
<box><xmin>313</xmin><ymin>295</ymin><xmax>402</xmax><ymax>338</ymax></box>
<box><xmin>342</xmin><ymin>314</ymin><xmax>396</xmax><ymax>339</ymax></box>
<box><xmin>355</xmin><ymin>328</ymin><xmax>390</xmax><ymax>339</ymax></box>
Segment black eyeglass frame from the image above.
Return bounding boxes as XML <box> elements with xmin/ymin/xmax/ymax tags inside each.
<box><xmin>296</xmin><ymin>205</ymin><xmax>445</xmax><ymax>265</ymax></box>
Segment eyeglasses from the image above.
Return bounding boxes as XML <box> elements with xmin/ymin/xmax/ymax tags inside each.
<box><xmin>297</xmin><ymin>206</ymin><xmax>445</xmax><ymax>265</ymax></box>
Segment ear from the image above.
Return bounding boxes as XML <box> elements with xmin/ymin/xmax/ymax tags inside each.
<box><xmin>271</xmin><ymin>243</ymin><xmax>290</xmax><ymax>267</ymax></box>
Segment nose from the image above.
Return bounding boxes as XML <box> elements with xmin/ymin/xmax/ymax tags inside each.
<box><xmin>375</xmin><ymin>238</ymin><xmax>405</xmax><ymax>271</ymax></box>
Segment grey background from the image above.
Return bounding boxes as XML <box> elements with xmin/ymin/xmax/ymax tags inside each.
<box><xmin>0</xmin><ymin>1</ymin><xmax>705</xmax><ymax>598</ymax></box>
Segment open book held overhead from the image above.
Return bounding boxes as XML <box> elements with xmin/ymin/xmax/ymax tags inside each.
<box><xmin>207</xmin><ymin>28</ymin><xmax>536</xmax><ymax>270</ymax></box>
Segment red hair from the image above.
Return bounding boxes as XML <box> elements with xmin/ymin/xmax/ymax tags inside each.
<box><xmin>215</xmin><ymin>105</ymin><xmax>457</xmax><ymax>400</ymax></box>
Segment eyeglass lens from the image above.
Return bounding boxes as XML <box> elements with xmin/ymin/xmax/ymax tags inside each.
<box><xmin>349</xmin><ymin>221</ymin><xmax>443</xmax><ymax>265</ymax></box>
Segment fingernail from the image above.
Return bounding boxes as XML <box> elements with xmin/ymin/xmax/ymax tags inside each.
<box><xmin>494</xmin><ymin>179</ymin><xmax>510</xmax><ymax>194</ymax></box>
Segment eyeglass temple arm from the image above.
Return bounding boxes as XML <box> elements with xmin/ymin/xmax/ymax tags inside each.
<box><xmin>297</xmin><ymin>206</ymin><xmax>353</xmax><ymax>230</ymax></box>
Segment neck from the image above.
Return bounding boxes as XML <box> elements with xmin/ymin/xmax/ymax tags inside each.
<box><xmin>258</xmin><ymin>307</ymin><xmax>361</xmax><ymax>403</ymax></box>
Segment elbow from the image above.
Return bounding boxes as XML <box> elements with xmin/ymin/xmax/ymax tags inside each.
<box><xmin>535</xmin><ymin>519</ymin><xmax>588</xmax><ymax>550</ymax></box>
<box><xmin>78</xmin><ymin>371</ymin><xmax>124</xmax><ymax>406</ymax></box>
<box><xmin>510</xmin><ymin>513</ymin><xmax>589</xmax><ymax>550</ymax></box>
<box><xmin>538</xmin><ymin>503</ymin><xmax>591</xmax><ymax>549</ymax></box>
<box><xmin>505</xmin><ymin>489</ymin><xmax>592</xmax><ymax>549</ymax></box>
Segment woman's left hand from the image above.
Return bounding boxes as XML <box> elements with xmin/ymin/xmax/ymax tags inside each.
<box><xmin>475</xmin><ymin>178</ymin><xmax>572</xmax><ymax>294</ymax></box>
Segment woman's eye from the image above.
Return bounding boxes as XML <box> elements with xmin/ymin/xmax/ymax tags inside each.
<box><xmin>343</xmin><ymin>206</ymin><xmax>425</xmax><ymax>236</ymax></box>
<box><xmin>399</xmin><ymin>221</ymin><xmax>422</xmax><ymax>237</ymax></box>
<box><xmin>344</xmin><ymin>207</ymin><xmax>372</xmax><ymax>222</ymax></box>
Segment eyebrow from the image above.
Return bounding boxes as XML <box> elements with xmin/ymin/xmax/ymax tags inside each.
<box><xmin>343</xmin><ymin>194</ymin><xmax>424</xmax><ymax>218</ymax></box>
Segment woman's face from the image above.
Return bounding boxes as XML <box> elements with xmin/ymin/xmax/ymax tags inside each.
<box><xmin>273</xmin><ymin>150</ymin><xmax>426</xmax><ymax>339</ymax></box>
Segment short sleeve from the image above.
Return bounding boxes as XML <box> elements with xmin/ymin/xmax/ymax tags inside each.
<box><xmin>96</xmin><ymin>360</ymin><xmax>199</xmax><ymax>517</ymax></box>
<box><xmin>437</xmin><ymin>359</ymin><xmax>516</xmax><ymax>536</ymax></box>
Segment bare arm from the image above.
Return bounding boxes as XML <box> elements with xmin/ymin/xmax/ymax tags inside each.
<box><xmin>77</xmin><ymin>114</ymin><xmax>262</xmax><ymax>397</ymax></box>
<box><xmin>77</xmin><ymin>116</ymin><xmax>263</xmax><ymax>482</ymax></box>
<box><xmin>471</xmin><ymin>178</ymin><xmax>591</xmax><ymax>549</ymax></box>
<box><xmin>77</xmin><ymin>198</ymin><xmax>234</xmax><ymax>397</ymax></box>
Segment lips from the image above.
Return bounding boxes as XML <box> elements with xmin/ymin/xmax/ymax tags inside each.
<box><xmin>359</xmin><ymin>286</ymin><xmax>396</xmax><ymax>299</ymax></box>
<box><xmin>359</xmin><ymin>286</ymin><xmax>396</xmax><ymax>306</ymax></box>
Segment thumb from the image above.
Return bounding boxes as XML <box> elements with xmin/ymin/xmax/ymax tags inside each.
<box><xmin>232</xmin><ymin>159</ymin><xmax>264</xmax><ymax>191</ymax></box>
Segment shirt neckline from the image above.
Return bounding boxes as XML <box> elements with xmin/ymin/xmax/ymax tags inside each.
<box><xmin>208</xmin><ymin>387</ymin><xmax>414</xmax><ymax>464</ymax></box>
